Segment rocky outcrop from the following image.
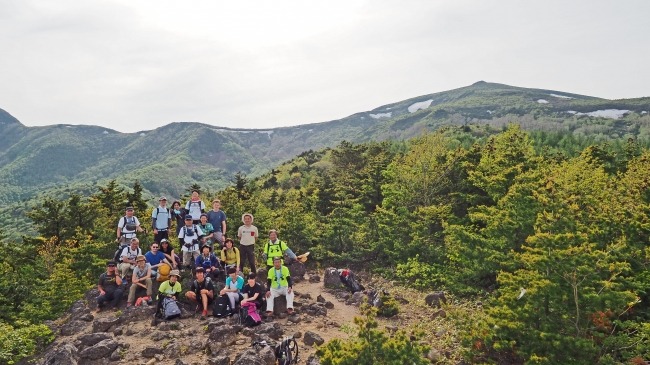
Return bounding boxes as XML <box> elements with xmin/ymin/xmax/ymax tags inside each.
<box><xmin>323</xmin><ymin>267</ymin><xmax>345</xmax><ymax>289</ymax></box>
<box><xmin>303</xmin><ymin>331</ymin><xmax>325</xmax><ymax>346</ymax></box>
<box><xmin>233</xmin><ymin>346</ymin><xmax>276</xmax><ymax>365</ymax></box>
<box><xmin>78</xmin><ymin>338</ymin><xmax>119</xmax><ymax>360</ymax></box>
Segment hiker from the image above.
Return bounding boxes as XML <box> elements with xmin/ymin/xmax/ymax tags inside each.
<box><xmin>178</xmin><ymin>215</ymin><xmax>204</xmax><ymax>270</ymax></box>
<box><xmin>241</xmin><ymin>272</ymin><xmax>265</xmax><ymax>311</ymax></box>
<box><xmin>207</xmin><ymin>199</ymin><xmax>227</xmax><ymax>247</ymax></box>
<box><xmin>144</xmin><ymin>242</ymin><xmax>170</xmax><ymax>279</ymax></box>
<box><xmin>127</xmin><ymin>255</ymin><xmax>153</xmax><ymax>307</ymax></box>
<box><xmin>263</xmin><ymin>229</ymin><xmax>297</xmax><ymax>268</ymax></box>
<box><xmin>266</xmin><ymin>256</ymin><xmax>294</xmax><ymax>315</ymax></box>
<box><xmin>96</xmin><ymin>261</ymin><xmax>123</xmax><ymax>312</ymax></box>
<box><xmin>185</xmin><ymin>267</ymin><xmax>214</xmax><ymax>320</ymax></box>
<box><xmin>220</xmin><ymin>238</ymin><xmax>240</xmax><ymax>274</ymax></box>
<box><xmin>237</xmin><ymin>213</ymin><xmax>258</xmax><ymax>274</ymax></box>
<box><xmin>198</xmin><ymin>213</ymin><xmax>215</xmax><ymax>247</ymax></box>
<box><xmin>170</xmin><ymin>200</ymin><xmax>186</xmax><ymax>236</ymax></box>
<box><xmin>220</xmin><ymin>267</ymin><xmax>244</xmax><ymax>311</ymax></box>
<box><xmin>116</xmin><ymin>206</ymin><xmax>144</xmax><ymax>244</ymax></box>
<box><xmin>185</xmin><ymin>190</ymin><xmax>206</xmax><ymax>225</ymax></box>
<box><xmin>118</xmin><ymin>238</ymin><xmax>142</xmax><ymax>278</ymax></box>
<box><xmin>195</xmin><ymin>244</ymin><xmax>221</xmax><ymax>278</ymax></box>
<box><xmin>159</xmin><ymin>238</ymin><xmax>180</xmax><ymax>269</ymax></box>
<box><xmin>151</xmin><ymin>196</ymin><xmax>172</xmax><ymax>243</ymax></box>
<box><xmin>155</xmin><ymin>269</ymin><xmax>182</xmax><ymax>318</ymax></box>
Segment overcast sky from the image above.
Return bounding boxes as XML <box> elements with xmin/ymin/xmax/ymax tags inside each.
<box><xmin>1</xmin><ymin>0</ymin><xmax>648</xmax><ymax>133</ymax></box>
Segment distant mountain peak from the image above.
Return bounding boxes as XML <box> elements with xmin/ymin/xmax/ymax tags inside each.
<box><xmin>0</xmin><ymin>108</ymin><xmax>23</xmax><ymax>127</ymax></box>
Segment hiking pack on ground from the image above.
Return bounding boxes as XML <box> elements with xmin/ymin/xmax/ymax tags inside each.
<box><xmin>339</xmin><ymin>269</ymin><xmax>364</xmax><ymax>293</ymax></box>
<box><xmin>213</xmin><ymin>296</ymin><xmax>232</xmax><ymax>318</ymax></box>
<box><xmin>239</xmin><ymin>302</ymin><xmax>261</xmax><ymax>327</ymax></box>
<box><xmin>161</xmin><ymin>297</ymin><xmax>181</xmax><ymax>320</ymax></box>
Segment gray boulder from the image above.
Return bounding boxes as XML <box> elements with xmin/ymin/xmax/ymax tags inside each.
<box><xmin>92</xmin><ymin>317</ymin><xmax>121</xmax><ymax>333</ymax></box>
<box><xmin>303</xmin><ymin>331</ymin><xmax>325</xmax><ymax>346</ymax></box>
<box><xmin>76</xmin><ymin>333</ymin><xmax>112</xmax><ymax>348</ymax></box>
<box><xmin>78</xmin><ymin>339</ymin><xmax>119</xmax><ymax>360</ymax></box>
<box><xmin>41</xmin><ymin>343</ymin><xmax>78</xmax><ymax>365</ymax></box>
<box><xmin>60</xmin><ymin>321</ymin><xmax>86</xmax><ymax>336</ymax></box>
<box><xmin>142</xmin><ymin>346</ymin><xmax>160</xmax><ymax>358</ymax></box>
<box><xmin>323</xmin><ymin>268</ymin><xmax>345</xmax><ymax>289</ymax></box>
<box><xmin>424</xmin><ymin>291</ymin><xmax>447</xmax><ymax>308</ymax></box>
<box><xmin>255</xmin><ymin>322</ymin><xmax>284</xmax><ymax>339</ymax></box>
<box><xmin>272</xmin><ymin>295</ymin><xmax>288</xmax><ymax>315</ymax></box>
<box><xmin>286</xmin><ymin>261</ymin><xmax>306</xmax><ymax>282</ymax></box>
<box><xmin>233</xmin><ymin>346</ymin><xmax>276</xmax><ymax>365</ymax></box>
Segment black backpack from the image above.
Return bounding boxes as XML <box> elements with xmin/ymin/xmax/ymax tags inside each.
<box><xmin>113</xmin><ymin>245</ymin><xmax>142</xmax><ymax>263</ymax></box>
<box><xmin>120</xmin><ymin>215</ymin><xmax>137</xmax><ymax>232</ymax></box>
<box><xmin>213</xmin><ymin>296</ymin><xmax>232</xmax><ymax>318</ymax></box>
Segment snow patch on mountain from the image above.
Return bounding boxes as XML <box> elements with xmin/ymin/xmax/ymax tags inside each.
<box><xmin>370</xmin><ymin>112</ymin><xmax>392</xmax><ymax>119</ymax></box>
<box><xmin>537</xmin><ymin>99</ymin><xmax>549</xmax><ymax>104</ymax></box>
<box><xmin>566</xmin><ymin>109</ymin><xmax>630</xmax><ymax>119</ymax></box>
<box><xmin>408</xmin><ymin>99</ymin><xmax>433</xmax><ymax>113</ymax></box>
<box><xmin>550</xmin><ymin>93</ymin><xmax>573</xmax><ymax>99</ymax></box>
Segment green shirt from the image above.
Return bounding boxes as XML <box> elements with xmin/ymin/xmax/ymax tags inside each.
<box><xmin>158</xmin><ymin>280</ymin><xmax>182</xmax><ymax>299</ymax></box>
<box><xmin>264</xmin><ymin>239</ymin><xmax>289</xmax><ymax>266</ymax></box>
<box><xmin>267</xmin><ymin>265</ymin><xmax>290</xmax><ymax>288</ymax></box>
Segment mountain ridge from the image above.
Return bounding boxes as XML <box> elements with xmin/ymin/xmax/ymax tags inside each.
<box><xmin>1</xmin><ymin>81</ymin><xmax>648</xmax><ymax>207</ymax></box>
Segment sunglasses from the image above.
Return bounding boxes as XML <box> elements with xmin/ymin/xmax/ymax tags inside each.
<box><xmin>152</xmin><ymin>246</ymin><xmax>159</xmax><ymax>249</ymax></box>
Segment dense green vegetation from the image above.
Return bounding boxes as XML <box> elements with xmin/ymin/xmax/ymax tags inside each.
<box><xmin>2</xmin><ymin>124</ymin><xmax>650</xmax><ymax>363</ymax></box>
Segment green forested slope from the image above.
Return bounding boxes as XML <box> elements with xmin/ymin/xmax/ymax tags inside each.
<box><xmin>3</xmin><ymin>125</ymin><xmax>649</xmax><ymax>364</ymax></box>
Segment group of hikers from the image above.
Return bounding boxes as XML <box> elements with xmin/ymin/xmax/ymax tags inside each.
<box><xmin>96</xmin><ymin>192</ymin><xmax>300</xmax><ymax>325</ymax></box>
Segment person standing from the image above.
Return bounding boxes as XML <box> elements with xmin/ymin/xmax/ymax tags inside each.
<box><xmin>237</xmin><ymin>213</ymin><xmax>258</xmax><ymax>274</ymax></box>
<box><xmin>152</xmin><ymin>196</ymin><xmax>172</xmax><ymax>243</ymax></box>
<box><xmin>185</xmin><ymin>190</ymin><xmax>206</xmax><ymax>225</ymax></box>
<box><xmin>116</xmin><ymin>206</ymin><xmax>144</xmax><ymax>244</ymax></box>
<box><xmin>207</xmin><ymin>199</ymin><xmax>227</xmax><ymax>247</ymax></box>
<box><xmin>178</xmin><ymin>215</ymin><xmax>204</xmax><ymax>269</ymax></box>
<box><xmin>262</xmin><ymin>229</ymin><xmax>297</xmax><ymax>268</ymax></box>
<box><xmin>96</xmin><ymin>261</ymin><xmax>123</xmax><ymax>312</ymax></box>
<box><xmin>170</xmin><ymin>200</ymin><xmax>186</xmax><ymax>236</ymax></box>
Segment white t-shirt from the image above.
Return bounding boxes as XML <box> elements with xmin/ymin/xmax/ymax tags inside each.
<box><xmin>178</xmin><ymin>224</ymin><xmax>204</xmax><ymax>252</ymax></box>
<box><xmin>185</xmin><ymin>200</ymin><xmax>206</xmax><ymax>220</ymax></box>
<box><xmin>118</xmin><ymin>215</ymin><xmax>141</xmax><ymax>237</ymax></box>
<box><xmin>120</xmin><ymin>246</ymin><xmax>142</xmax><ymax>262</ymax></box>
<box><xmin>238</xmin><ymin>225</ymin><xmax>258</xmax><ymax>246</ymax></box>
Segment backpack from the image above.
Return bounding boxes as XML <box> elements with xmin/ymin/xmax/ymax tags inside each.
<box><xmin>161</xmin><ymin>297</ymin><xmax>181</xmax><ymax>320</ymax></box>
<box><xmin>241</xmin><ymin>302</ymin><xmax>261</xmax><ymax>327</ymax></box>
<box><xmin>113</xmin><ymin>244</ymin><xmax>141</xmax><ymax>263</ymax></box>
<box><xmin>212</xmin><ymin>296</ymin><xmax>232</xmax><ymax>318</ymax></box>
<box><xmin>186</xmin><ymin>201</ymin><xmax>203</xmax><ymax>215</ymax></box>
<box><xmin>340</xmin><ymin>269</ymin><xmax>364</xmax><ymax>293</ymax></box>
<box><xmin>183</xmin><ymin>225</ymin><xmax>200</xmax><ymax>248</ymax></box>
<box><xmin>274</xmin><ymin>337</ymin><xmax>299</xmax><ymax>365</ymax></box>
<box><xmin>120</xmin><ymin>216</ymin><xmax>137</xmax><ymax>232</ymax></box>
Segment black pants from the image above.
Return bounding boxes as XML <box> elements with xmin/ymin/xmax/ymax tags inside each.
<box><xmin>97</xmin><ymin>288</ymin><xmax>124</xmax><ymax>309</ymax></box>
<box><xmin>239</xmin><ymin>244</ymin><xmax>256</xmax><ymax>273</ymax></box>
<box><xmin>154</xmin><ymin>229</ymin><xmax>169</xmax><ymax>243</ymax></box>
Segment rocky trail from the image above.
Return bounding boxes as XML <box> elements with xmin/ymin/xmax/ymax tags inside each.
<box><xmin>31</xmin><ymin>264</ymin><xmax>452</xmax><ymax>365</ymax></box>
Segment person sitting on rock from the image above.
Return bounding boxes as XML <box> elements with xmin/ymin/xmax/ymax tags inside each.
<box><xmin>195</xmin><ymin>244</ymin><xmax>220</xmax><ymax>278</ymax></box>
<box><xmin>144</xmin><ymin>242</ymin><xmax>170</xmax><ymax>279</ymax></box>
<box><xmin>241</xmin><ymin>272</ymin><xmax>265</xmax><ymax>312</ymax></box>
<box><xmin>266</xmin><ymin>256</ymin><xmax>294</xmax><ymax>315</ymax></box>
<box><xmin>155</xmin><ymin>269</ymin><xmax>182</xmax><ymax>317</ymax></box>
<box><xmin>185</xmin><ymin>267</ymin><xmax>214</xmax><ymax>320</ymax></box>
<box><xmin>159</xmin><ymin>238</ymin><xmax>180</xmax><ymax>269</ymax></box>
<box><xmin>118</xmin><ymin>237</ymin><xmax>142</xmax><ymax>279</ymax></box>
<box><xmin>219</xmin><ymin>267</ymin><xmax>244</xmax><ymax>311</ymax></box>
<box><xmin>220</xmin><ymin>238</ymin><xmax>240</xmax><ymax>274</ymax></box>
<box><xmin>262</xmin><ymin>229</ymin><xmax>297</xmax><ymax>269</ymax></box>
<box><xmin>127</xmin><ymin>255</ymin><xmax>152</xmax><ymax>307</ymax></box>
<box><xmin>96</xmin><ymin>261</ymin><xmax>123</xmax><ymax>312</ymax></box>
<box><xmin>178</xmin><ymin>215</ymin><xmax>203</xmax><ymax>270</ymax></box>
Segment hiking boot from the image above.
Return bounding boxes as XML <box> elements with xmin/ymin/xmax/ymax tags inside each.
<box><xmin>287</xmin><ymin>308</ymin><xmax>294</xmax><ymax>315</ymax></box>
<box><xmin>201</xmin><ymin>310</ymin><xmax>208</xmax><ymax>320</ymax></box>
<box><xmin>151</xmin><ymin>316</ymin><xmax>158</xmax><ymax>326</ymax></box>
<box><xmin>126</xmin><ymin>303</ymin><xmax>132</xmax><ymax>308</ymax></box>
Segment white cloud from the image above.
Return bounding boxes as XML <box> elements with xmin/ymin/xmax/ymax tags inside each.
<box><xmin>0</xmin><ymin>0</ymin><xmax>648</xmax><ymax>132</ymax></box>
